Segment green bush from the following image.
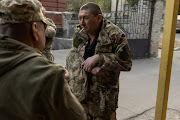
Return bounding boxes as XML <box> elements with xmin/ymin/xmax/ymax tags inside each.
<box><xmin>126</xmin><ymin>0</ymin><xmax>139</xmax><ymax>7</ymax></box>
<box><xmin>66</xmin><ymin>0</ymin><xmax>111</xmax><ymax>12</ymax></box>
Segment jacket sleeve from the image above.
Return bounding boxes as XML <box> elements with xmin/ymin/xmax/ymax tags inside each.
<box><xmin>98</xmin><ymin>33</ymin><xmax>132</xmax><ymax>72</ymax></box>
<box><xmin>40</xmin><ymin>65</ymin><xmax>86</xmax><ymax>120</ymax></box>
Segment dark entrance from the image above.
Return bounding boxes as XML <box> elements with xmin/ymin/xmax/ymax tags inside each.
<box><xmin>105</xmin><ymin>0</ymin><xmax>154</xmax><ymax>59</ymax></box>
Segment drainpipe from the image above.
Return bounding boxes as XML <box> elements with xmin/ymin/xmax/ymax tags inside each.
<box><xmin>115</xmin><ymin>0</ymin><xmax>119</xmax><ymax>25</ymax></box>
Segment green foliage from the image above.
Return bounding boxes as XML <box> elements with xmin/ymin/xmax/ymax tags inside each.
<box><xmin>66</xmin><ymin>0</ymin><xmax>111</xmax><ymax>12</ymax></box>
<box><xmin>126</xmin><ymin>0</ymin><xmax>139</xmax><ymax>7</ymax></box>
<box><xmin>95</xmin><ymin>0</ymin><xmax>111</xmax><ymax>12</ymax></box>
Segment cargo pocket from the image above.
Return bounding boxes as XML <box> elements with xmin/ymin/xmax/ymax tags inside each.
<box><xmin>105</xmin><ymin>88</ymin><xmax>118</xmax><ymax>111</ymax></box>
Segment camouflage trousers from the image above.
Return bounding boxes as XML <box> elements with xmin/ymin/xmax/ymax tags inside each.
<box><xmin>42</xmin><ymin>45</ymin><xmax>54</xmax><ymax>61</ymax></box>
<box><xmin>80</xmin><ymin>85</ymin><xmax>118</xmax><ymax>120</ymax></box>
<box><xmin>81</xmin><ymin>100</ymin><xmax>116</xmax><ymax>120</ymax></box>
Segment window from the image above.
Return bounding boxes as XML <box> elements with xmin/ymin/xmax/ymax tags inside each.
<box><xmin>124</xmin><ymin>4</ymin><xmax>129</xmax><ymax>11</ymax></box>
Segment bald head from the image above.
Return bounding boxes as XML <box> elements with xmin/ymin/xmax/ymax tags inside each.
<box><xmin>0</xmin><ymin>21</ymin><xmax>46</xmax><ymax>51</ymax></box>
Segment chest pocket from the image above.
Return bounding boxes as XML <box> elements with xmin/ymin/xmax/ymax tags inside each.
<box><xmin>95</xmin><ymin>37</ymin><xmax>112</xmax><ymax>53</ymax></box>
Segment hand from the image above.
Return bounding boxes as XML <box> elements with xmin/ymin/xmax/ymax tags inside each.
<box><xmin>91</xmin><ymin>66</ymin><xmax>108</xmax><ymax>76</ymax></box>
<box><xmin>81</xmin><ymin>54</ymin><xmax>99</xmax><ymax>72</ymax></box>
<box><xmin>91</xmin><ymin>66</ymin><xmax>101</xmax><ymax>75</ymax></box>
<box><xmin>64</xmin><ymin>68</ymin><xmax>69</xmax><ymax>81</ymax></box>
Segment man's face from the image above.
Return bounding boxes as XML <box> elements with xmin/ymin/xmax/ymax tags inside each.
<box><xmin>78</xmin><ymin>9</ymin><xmax>101</xmax><ymax>35</ymax></box>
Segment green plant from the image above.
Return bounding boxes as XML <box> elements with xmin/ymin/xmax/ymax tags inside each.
<box><xmin>126</xmin><ymin>0</ymin><xmax>139</xmax><ymax>7</ymax></box>
<box><xmin>66</xmin><ymin>0</ymin><xmax>111</xmax><ymax>12</ymax></box>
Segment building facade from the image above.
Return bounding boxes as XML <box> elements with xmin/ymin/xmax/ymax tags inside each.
<box><xmin>39</xmin><ymin>0</ymin><xmax>66</xmax><ymax>37</ymax></box>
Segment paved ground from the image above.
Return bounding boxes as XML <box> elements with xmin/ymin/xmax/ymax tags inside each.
<box><xmin>116</xmin><ymin>49</ymin><xmax>180</xmax><ymax>120</ymax></box>
<box><xmin>52</xmin><ymin>48</ymin><xmax>180</xmax><ymax>120</ymax></box>
<box><xmin>159</xmin><ymin>33</ymin><xmax>180</xmax><ymax>50</ymax></box>
<box><xmin>126</xmin><ymin>108</ymin><xmax>180</xmax><ymax>120</ymax></box>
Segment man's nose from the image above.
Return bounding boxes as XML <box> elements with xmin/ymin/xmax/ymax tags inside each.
<box><xmin>80</xmin><ymin>18</ymin><xmax>85</xmax><ymax>25</ymax></box>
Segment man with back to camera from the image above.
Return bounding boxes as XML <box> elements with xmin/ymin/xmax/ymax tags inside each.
<box><xmin>66</xmin><ymin>2</ymin><xmax>132</xmax><ymax>120</ymax></box>
<box><xmin>0</xmin><ymin>0</ymin><xmax>86</xmax><ymax>119</ymax></box>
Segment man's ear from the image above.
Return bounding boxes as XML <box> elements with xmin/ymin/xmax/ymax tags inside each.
<box><xmin>97</xmin><ymin>14</ymin><xmax>102</xmax><ymax>23</ymax></box>
<box><xmin>31</xmin><ymin>22</ymin><xmax>39</xmax><ymax>41</ymax></box>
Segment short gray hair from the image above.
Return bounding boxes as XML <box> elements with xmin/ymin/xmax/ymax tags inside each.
<box><xmin>80</xmin><ymin>2</ymin><xmax>102</xmax><ymax>16</ymax></box>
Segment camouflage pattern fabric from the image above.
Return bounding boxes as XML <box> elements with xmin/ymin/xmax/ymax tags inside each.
<box><xmin>66</xmin><ymin>17</ymin><xmax>132</xmax><ymax>120</ymax></box>
<box><xmin>0</xmin><ymin>0</ymin><xmax>55</xmax><ymax>28</ymax></box>
<box><xmin>42</xmin><ymin>18</ymin><xmax>56</xmax><ymax>61</ymax></box>
<box><xmin>0</xmin><ymin>34</ymin><xmax>86</xmax><ymax>120</ymax></box>
<box><xmin>66</xmin><ymin>46</ymin><xmax>88</xmax><ymax>101</ymax></box>
<box><xmin>42</xmin><ymin>45</ymin><xmax>54</xmax><ymax>61</ymax></box>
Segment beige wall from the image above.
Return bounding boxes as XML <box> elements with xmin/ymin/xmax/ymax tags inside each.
<box><xmin>111</xmin><ymin>0</ymin><xmax>127</xmax><ymax>12</ymax></box>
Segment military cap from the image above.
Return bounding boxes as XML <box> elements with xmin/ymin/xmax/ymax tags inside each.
<box><xmin>0</xmin><ymin>0</ymin><xmax>53</xmax><ymax>27</ymax></box>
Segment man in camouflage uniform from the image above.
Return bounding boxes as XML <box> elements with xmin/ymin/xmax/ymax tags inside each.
<box><xmin>0</xmin><ymin>0</ymin><xmax>86</xmax><ymax>119</ymax></box>
<box><xmin>42</xmin><ymin>7</ymin><xmax>56</xmax><ymax>61</ymax></box>
<box><xmin>66</xmin><ymin>2</ymin><xmax>132</xmax><ymax>120</ymax></box>
<box><xmin>43</xmin><ymin>18</ymin><xmax>56</xmax><ymax>61</ymax></box>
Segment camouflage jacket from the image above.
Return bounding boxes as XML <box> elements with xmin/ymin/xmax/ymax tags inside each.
<box><xmin>0</xmin><ymin>34</ymin><xmax>86</xmax><ymax>120</ymax></box>
<box><xmin>42</xmin><ymin>18</ymin><xmax>56</xmax><ymax>61</ymax></box>
<box><xmin>66</xmin><ymin>18</ymin><xmax>132</xmax><ymax>115</ymax></box>
<box><xmin>45</xmin><ymin>18</ymin><xmax>56</xmax><ymax>47</ymax></box>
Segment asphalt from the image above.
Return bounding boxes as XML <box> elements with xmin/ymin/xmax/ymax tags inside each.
<box><xmin>52</xmin><ymin>48</ymin><xmax>180</xmax><ymax>120</ymax></box>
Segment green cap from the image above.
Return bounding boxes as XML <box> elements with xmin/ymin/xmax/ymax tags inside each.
<box><xmin>0</xmin><ymin>0</ymin><xmax>53</xmax><ymax>27</ymax></box>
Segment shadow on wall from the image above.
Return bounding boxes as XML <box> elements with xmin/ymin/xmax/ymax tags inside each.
<box><xmin>52</xmin><ymin>37</ymin><xmax>72</xmax><ymax>50</ymax></box>
<box><xmin>62</xmin><ymin>13</ymin><xmax>79</xmax><ymax>38</ymax></box>
<box><xmin>51</xmin><ymin>12</ymin><xmax>78</xmax><ymax>50</ymax></box>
